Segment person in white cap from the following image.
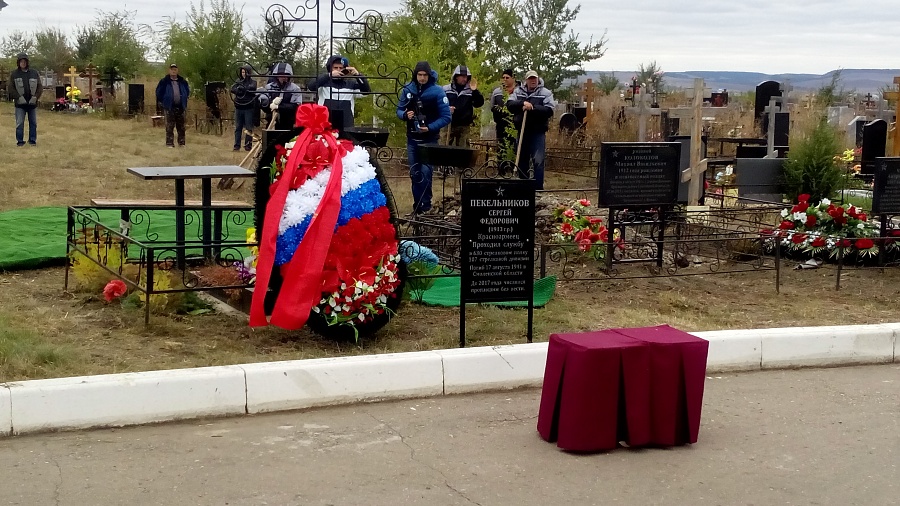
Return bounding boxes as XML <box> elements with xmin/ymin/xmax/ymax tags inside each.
<box><xmin>506</xmin><ymin>69</ymin><xmax>556</xmax><ymax>189</ymax></box>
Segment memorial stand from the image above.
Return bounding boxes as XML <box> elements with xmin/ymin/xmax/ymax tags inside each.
<box><xmin>460</xmin><ymin>179</ymin><xmax>535</xmax><ymax>347</ymax></box>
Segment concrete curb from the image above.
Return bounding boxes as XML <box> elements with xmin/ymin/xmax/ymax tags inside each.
<box><xmin>1</xmin><ymin>324</ymin><xmax>896</xmax><ymax>436</ymax></box>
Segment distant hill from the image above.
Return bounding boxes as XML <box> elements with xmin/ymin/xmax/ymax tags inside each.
<box><xmin>578</xmin><ymin>69</ymin><xmax>900</xmax><ymax>94</ymax></box>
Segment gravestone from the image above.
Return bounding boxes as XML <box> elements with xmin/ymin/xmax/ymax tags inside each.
<box><xmin>872</xmin><ymin>157</ymin><xmax>900</xmax><ymax>214</ymax></box>
<box><xmin>847</xmin><ymin>116</ymin><xmax>866</xmax><ymax>148</ymax></box>
<box><xmin>599</xmin><ymin>142</ymin><xmax>681</xmax><ymax>207</ymax></box>
<box><xmin>558</xmin><ymin>112</ymin><xmax>580</xmax><ymax>134</ymax></box>
<box><xmin>754</xmin><ymin>80</ymin><xmax>781</xmax><ymax>123</ymax></box>
<box><xmin>127</xmin><ymin>83</ymin><xmax>145</xmax><ymax>114</ymax></box>
<box><xmin>734</xmin><ymin>158</ymin><xmax>784</xmax><ymax>203</ymax></box>
<box><xmin>55</xmin><ymin>85</ymin><xmax>66</xmax><ymax>100</ymax></box>
<box><xmin>861</xmin><ymin>119</ymin><xmax>888</xmax><ymax>176</ymax></box>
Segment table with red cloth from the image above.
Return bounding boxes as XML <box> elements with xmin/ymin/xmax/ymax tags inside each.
<box><xmin>537</xmin><ymin>325</ymin><xmax>709</xmax><ymax>452</ymax></box>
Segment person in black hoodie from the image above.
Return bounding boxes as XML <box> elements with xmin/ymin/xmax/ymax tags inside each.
<box><xmin>307</xmin><ymin>55</ymin><xmax>370</xmax><ymax>135</ymax></box>
<box><xmin>7</xmin><ymin>53</ymin><xmax>42</xmax><ymax>146</ymax></box>
<box><xmin>442</xmin><ymin>64</ymin><xmax>484</xmax><ymax>146</ymax></box>
<box><xmin>230</xmin><ymin>65</ymin><xmax>257</xmax><ymax>151</ymax></box>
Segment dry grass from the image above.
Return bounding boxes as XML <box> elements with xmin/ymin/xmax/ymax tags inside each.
<box><xmin>1</xmin><ymin>101</ymin><xmax>899</xmax><ymax>382</ymax></box>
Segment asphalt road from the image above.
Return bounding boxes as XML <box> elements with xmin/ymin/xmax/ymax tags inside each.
<box><xmin>1</xmin><ymin>365</ymin><xmax>897</xmax><ymax>506</ymax></box>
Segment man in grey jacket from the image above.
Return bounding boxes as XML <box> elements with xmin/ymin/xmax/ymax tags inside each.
<box><xmin>7</xmin><ymin>53</ymin><xmax>42</xmax><ymax>146</ymax></box>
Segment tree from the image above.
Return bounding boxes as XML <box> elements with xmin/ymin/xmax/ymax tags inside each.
<box><xmin>74</xmin><ymin>26</ymin><xmax>102</xmax><ymax>68</ymax></box>
<box><xmin>243</xmin><ymin>9</ymin><xmax>306</xmax><ymax>72</ymax></box>
<box><xmin>0</xmin><ymin>30</ymin><xmax>34</xmax><ymax>59</ymax></box>
<box><xmin>160</xmin><ymin>0</ymin><xmax>244</xmax><ymax>91</ymax></box>
<box><xmin>636</xmin><ymin>61</ymin><xmax>664</xmax><ymax>92</ymax></box>
<box><xmin>782</xmin><ymin>117</ymin><xmax>843</xmax><ymax>203</ymax></box>
<box><xmin>32</xmin><ymin>27</ymin><xmax>74</xmax><ymax>76</ymax></box>
<box><xmin>90</xmin><ymin>10</ymin><xmax>148</xmax><ymax>80</ymax></box>
<box><xmin>815</xmin><ymin>69</ymin><xmax>845</xmax><ymax>108</ymax></box>
<box><xmin>596</xmin><ymin>72</ymin><xmax>620</xmax><ymax>95</ymax></box>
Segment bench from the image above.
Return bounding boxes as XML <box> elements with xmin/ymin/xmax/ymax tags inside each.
<box><xmin>90</xmin><ymin>198</ymin><xmax>252</xmax><ymax>238</ymax></box>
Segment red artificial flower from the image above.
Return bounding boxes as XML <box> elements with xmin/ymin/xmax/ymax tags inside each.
<box><xmin>791</xmin><ymin>202</ymin><xmax>809</xmax><ymax>213</ymax></box>
<box><xmin>294</xmin><ymin>103</ymin><xmax>331</xmax><ymax>133</ymax></box>
<box><xmin>563</xmin><ymin>209</ymin><xmax>576</xmax><ymax>219</ymax></box>
<box><xmin>797</xmin><ymin>194</ymin><xmax>810</xmax><ymax>203</ymax></box>
<box><xmin>855</xmin><ymin>238</ymin><xmax>875</xmax><ymax>250</ymax></box>
<box><xmin>560</xmin><ymin>222</ymin><xmax>574</xmax><ymax>235</ymax></box>
<box><xmin>778</xmin><ymin>220</ymin><xmax>795</xmax><ymax>230</ymax></box>
<box><xmin>578</xmin><ymin>198</ymin><xmax>591</xmax><ymax>207</ymax></box>
<box><xmin>846</xmin><ymin>205</ymin><xmax>858</xmax><ymax>219</ymax></box>
<box><xmin>857</xmin><ymin>213</ymin><xmax>867</xmax><ymax>222</ymax></box>
<box><xmin>837</xmin><ymin>238</ymin><xmax>852</xmax><ymax>248</ymax></box>
<box><xmin>103</xmin><ymin>279</ymin><xmax>128</xmax><ymax>302</ymax></box>
<box><xmin>588</xmin><ymin>217</ymin><xmax>604</xmax><ymax>226</ymax></box>
<box><xmin>589</xmin><ymin>232</ymin><xmax>601</xmax><ymax>243</ymax></box>
<box><xmin>791</xmin><ymin>233</ymin><xmax>807</xmax><ymax>244</ymax></box>
<box><xmin>810</xmin><ymin>237</ymin><xmax>826</xmax><ymax>248</ymax></box>
<box><xmin>805</xmin><ymin>214</ymin><xmax>817</xmax><ymax>227</ymax></box>
<box><xmin>574</xmin><ymin>228</ymin><xmax>592</xmax><ymax>243</ymax></box>
<box><xmin>578</xmin><ymin>239</ymin><xmax>592</xmax><ymax>251</ymax></box>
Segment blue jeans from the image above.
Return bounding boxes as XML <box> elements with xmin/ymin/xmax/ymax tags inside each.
<box><xmin>234</xmin><ymin>108</ymin><xmax>254</xmax><ymax>149</ymax></box>
<box><xmin>516</xmin><ymin>131</ymin><xmax>546</xmax><ymax>190</ymax></box>
<box><xmin>407</xmin><ymin>136</ymin><xmax>437</xmax><ymax>213</ymax></box>
<box><xmin>15</xmin><ymin>106</ymin><xmax>37</xmax><ymax>145</ymax></box>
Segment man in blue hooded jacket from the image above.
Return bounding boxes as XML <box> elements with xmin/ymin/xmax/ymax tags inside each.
<box><xmin>396</xmin><ymin>61</ymin><xmax>451</xmax><ymax>215</ymax></box>
<box><xmin>155</xmin><ymin>63</ymin><xmax>190</xmax><ymax>147</ymax></box>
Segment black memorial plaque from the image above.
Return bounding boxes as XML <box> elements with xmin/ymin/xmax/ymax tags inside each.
<box><xmin>599</xmin><ymin>142</ymin><xmax>681</xmax><ymax>207</ymax></box>
<box><xmin>872</xmin><ymin>157</ymin><xmax>900</xmax><ymax>215</ymax></box>
<box><xmin>461</xmin><ymin>179</ymin><xmax>535</xmax><ymax>304</ymax></box>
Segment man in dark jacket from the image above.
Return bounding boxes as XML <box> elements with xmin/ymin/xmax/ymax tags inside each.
<box><xmin>307</xmin><ymin>55</ymin><xmax>370</xmax><ymax>134</ymax></box>
<box><xmin>7</xmin><ymin>53</ymin><xmax>42</xmax><ymax>146</ymax></box>
<box><xmin>506</xmin><ymin>69</ymin><xmax>556</xmax><ymax>189</ymax></box>
<box><xmin>230</xmin><ymin>65</ymin><xmax>257</xmax><ymax>151</ymax></box>
<box><xmin>396</xmin><ymin>61</ymin><xmax>452</xmax><ymax>214</ymax></box>
<box><xmin>442</xmin><ymin>64</ymin><xmax>484</xmax><ymax>146</ymax></box>
<box><xmin>490</xmin><ymin>69</ymin><xmax>517</xmax><ymax>169</ymax></box>
<box><xmin>258</xmin><ymin>62</ymin><xmax>304</xmax><ymax>130</ymax></box>
<box><xmin>155</xmin><ymin>63</ymin><xmax>190</xmax><ymax>147</ymax></box>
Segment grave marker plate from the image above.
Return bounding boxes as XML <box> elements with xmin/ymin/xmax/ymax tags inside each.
<box><xmin>461</xmin><ymin>179</ymin><xmax>535</xmax><ymax>304</ymax></box>
<box><xmin>599</xmin><ymin>142</ymin><xmax>681</xmax><ymax>207</ymax></box>
<box><xmin>872</xmin><ymin>157</ymin><xmax>900</xmax><ymax>214</ymax></box>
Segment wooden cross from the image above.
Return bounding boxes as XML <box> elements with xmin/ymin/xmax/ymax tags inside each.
<box><xmin>583</xmin><ymin>78</ymin><xmax>595</xmax><ymax>121</ymax></box>
<box><xmin>80</xmin><ymin>63</ymin><xmax>100</xmax><ymax>106</ymax></box>
<box><xmin>63</xmin><ymin>65</ymin><xmax>79</xmax><ymax>102</ymax></box>
<box><xmin>883</xmin><ymin>76</ymin><xmax>900</xmax><ymax>156</ymax></box>
<box><xmin>684</xmin><ymin>78</ymin><xmax>708</xmax><ymax>206</ymax></box>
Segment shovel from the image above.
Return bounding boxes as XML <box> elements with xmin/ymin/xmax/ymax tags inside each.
<box><xmin>514</xmin><ymin>109</ymin><xmax>528</xmax><ymax>176</ymax></box>
<box><xmin>219</xmin><ymin>111</ymin><xmax>279</xmax><ymax>190</ymax></box>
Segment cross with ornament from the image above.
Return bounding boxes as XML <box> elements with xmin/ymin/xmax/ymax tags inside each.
<box><xmin>63</xmin><ymin>65</ymin><xmax>80</xmax><ymax>103</ymax></box>
<box><xmin>80</xmin><ymin>63</ymin><xmax>101</xmax><ymax>106</ymax></box>
<box><xmin>883</xmin><ymin>76</ymin><xmax>900</xmax><ymax>156</ymax></box>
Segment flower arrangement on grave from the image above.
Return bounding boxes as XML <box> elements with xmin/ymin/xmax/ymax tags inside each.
<box><xmin>66</xmin><ymin>85</ymin><xmax>81</xmax><ymax>103</ymax></box>
<box><xmin>550</xmin><ymin>199</ymin><xmax>619</xmax><ymax>260</ymax></box>
<box><xmin>759</xmin><ymin>194</ymin><xmax>879</xmax><ymax>258</ymax></box>
<box><xmin>250</xmin><ymin>103</ymin><xmax>404</xmax><ymax>339</ymax></box>
<box><xmin>399</xmin><ymin>240</ymin><xmax>441</xmax><ymax>301</ymax></box>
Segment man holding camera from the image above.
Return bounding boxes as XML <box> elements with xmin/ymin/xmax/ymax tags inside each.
<box><xmin>155</xmin><ymin>63</ymin><xmax>190</xmax><ymax>147</ymax></box>
<box><xmin>307</xmin><ymin>55</ymin><xmax>370</xmax><ymax>135</ymax></box>
<box><xmin>396</xmin><ymin>61</ymin><xmax>451</xmax><ymax>215</ymax></box>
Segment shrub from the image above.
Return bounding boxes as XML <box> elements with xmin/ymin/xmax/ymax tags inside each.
<box><xmin>782</xmin><ymin>116</ymin><xmax>843</xmax><ymax>203</ymax></box>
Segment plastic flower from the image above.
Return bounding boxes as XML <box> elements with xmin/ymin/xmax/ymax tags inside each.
<box><xmin>103</xmin><ymin>279</ymin><xmax>128</xmax><ymax>302</ymax></box>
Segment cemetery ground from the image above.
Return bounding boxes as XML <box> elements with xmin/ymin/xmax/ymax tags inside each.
<box><xmin>2</xmin><ymin>103</ymin><xmax>900</xmax><ymax>383</ymax></box>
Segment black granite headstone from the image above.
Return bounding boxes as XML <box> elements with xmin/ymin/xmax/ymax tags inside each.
<box><xmin>761</xmin><ymin>111</ymin><xmax>790</xmax><ymax>146</ymax></box>
<box><xmin>872</xmin><ymin>157</ymin><xmax>900</xmax><ymax>214</ymax></box>
<box><xmin>861</xmin><ymin>119</ymin><xmax>888</xmax><ymax>176</ymax></box>
<box><xmin>734</xmin><ymin>158</ymin><xmax>784</xmax><ymax>203</ymax></box>
<box><xmin>55</xmin><ymin>85</ymin><xmax>66</xmax><ymax>100</ymax></box>
<box><xmin>853</xmin><ymin>119</ymin><xmax>866</xmax><ymax>148</ymax></box>
<box><xmin>754</xmin><ymin>80</ymin><xmax>782</xmax><ymax>122</ymax></box>
<box><xmin>127</xmin><ymin>83</ymin><xmax>144</xmax><ymax>114</ymax></box>
<box><xmin>599</xmin><ymin>142</ymin><xmax>681</xmax><ymax>207</ymax></box>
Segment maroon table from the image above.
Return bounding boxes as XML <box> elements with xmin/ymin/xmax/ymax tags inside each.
<box><xmin>537</xmin><ymin>325</ymin><xmax>709</xmax><ymax>452</ymax></box>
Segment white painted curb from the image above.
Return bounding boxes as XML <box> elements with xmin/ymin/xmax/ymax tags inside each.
<box><xmin>6</xmin><ymin>366</ymin><xmax>246</xmax><ymax>435</ymax></box>
<box><xmin>437</xmin><ymin>343</ymin><xmax>548</xmax><ymax>394</ymax></box>
<box><xmin>0</xmin><ymin>324</ymin><xmax>896</xmax><ymax>436</ymax></box>
<box><xmin>242</xmin><ymin>351</ymin><xmax>444</xmax><ymax>414</ymax></box>
<box><xmin>0</xmin><ymin>385</ymin><xmax>11</xmax><ymax>436</ymax></box>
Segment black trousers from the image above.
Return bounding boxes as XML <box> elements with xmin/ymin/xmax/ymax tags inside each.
<box><xmin>165</xmin><ymin>108</ymin><xmax>186</xmax><ymax>146</ymax></box>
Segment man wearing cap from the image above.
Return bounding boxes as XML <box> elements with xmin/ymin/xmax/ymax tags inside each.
<box><xmin>307</xmin><ymin>55</ymin><xmax>370</xmax><ymax>135</ymax></box>
<box><xmin>506</xmin><ymin>69</ymin><xmax>556</xmax><ymax>189</ymax></box>
<box><xmin>7</xmin><ymin>53</ymin><xmax>42</xmax><ymax>146</ymax></box>
<box><xmin>155</xmin><ymin>63</ymin><xmax>191</xmax><ymax>147</ymax></box>
<box><xmin>443</xmin><ymin>64</ymin><xmax>484</xmax><ymax>147</ymax></box>
<box><xmin>396</xmin><ymin>61</ymin><xmax>452</xmax><ymax>215</ymax></box>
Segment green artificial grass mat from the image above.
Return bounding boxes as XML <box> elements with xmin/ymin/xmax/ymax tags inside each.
<box><xmin>418</xmin><ymin>275</ymin><xmax>557</xmax><ymax>307</ymax></box>
<box><xmin>0</xmin><ymin>207</ymin><xmax>253</xmax><ymax>271</ymax></box>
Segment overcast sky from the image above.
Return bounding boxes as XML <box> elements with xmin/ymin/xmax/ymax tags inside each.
<box><xmin>1</xmin><ymin>0</ymin><xmax>898</xmax><ymax>75</ymax></box>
